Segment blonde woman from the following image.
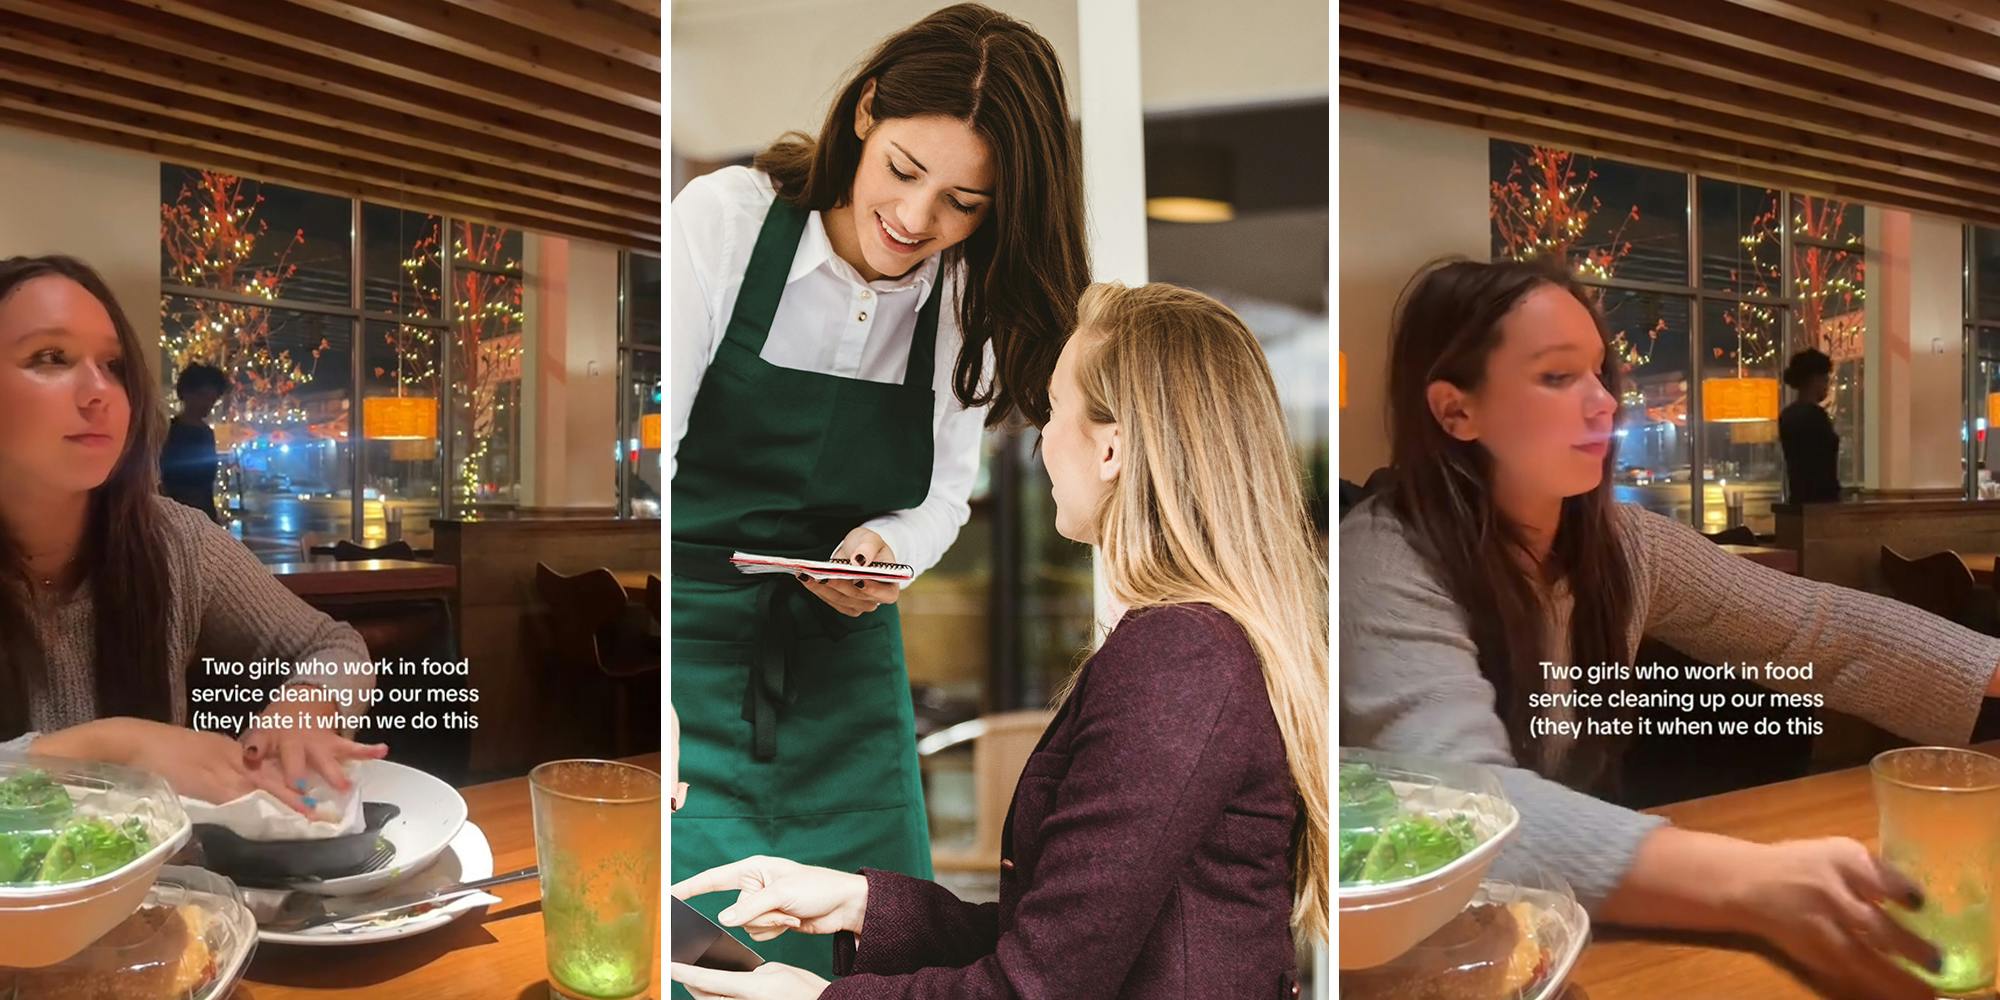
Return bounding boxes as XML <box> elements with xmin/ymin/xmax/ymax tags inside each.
<box><xmin>671</xmin><ymin>282</ymin><xmax>1329</xmax><ymax>1000</ymax></box>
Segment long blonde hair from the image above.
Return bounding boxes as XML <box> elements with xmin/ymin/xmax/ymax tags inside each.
<box><xmin>1063</xmin><ymin>281</ymin><xmax>1330</xmax><ymax>945</ymax></box>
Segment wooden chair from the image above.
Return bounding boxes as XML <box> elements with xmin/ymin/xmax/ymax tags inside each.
<box><xmin>922</xmin><ymin>710</ymin><xmax>1056</xmax><ymax>873</ymax></box>
<box><xmin>645</xmin><ymin>573</ymin><xmax>662</xmax><ymax>623</ymax></box>
<box><xmin>331</xmin><ymin>539</ymin><xmax>417</xmax><ymax>562</ymax></box>
<box><xmin>532</xmin><ymin>564</ymin><xmax>660</xmax><ymax>757</ymax></box>
<box><xmin>1702</xmin><ymin>526</ymin><xmax>1758</xmax><ymax>546</ymax></box>
<box><xmin>1880</xmin><ymin>547</ymin><xmax>1977</xmax><ymax>621</ymax></box>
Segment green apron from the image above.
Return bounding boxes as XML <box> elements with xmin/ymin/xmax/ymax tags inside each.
<box><xmin>670</xmin><ymin>198</ymin><xmax>938</xmax><ymax>986</ymax></box>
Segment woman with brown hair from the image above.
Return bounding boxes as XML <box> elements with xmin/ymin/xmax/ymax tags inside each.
<box><xmin>669</xmin><ymin>2</ymin><xmax>1089</xmax><ymax>982</ymax></box>
<box><xmin>0</xmin><ymin>255</ymin><xmax>383</xmax><ymax>813</ymax></box>
<box><xmin>673</xmin><ymin>283</ymin><xmax>1327</xmax><ymax>1000</ymax></box>
<box><xmin>1341</xmin><ymin>257</ymin><xmax>2000</xmax><ymax>1000</ymax></box>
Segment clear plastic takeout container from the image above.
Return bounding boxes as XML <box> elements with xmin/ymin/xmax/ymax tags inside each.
<box><xmin>1341</xmin><ymin>865</ymin><xmax>1591</xmax><ymax>1000</ymax></box>
<box><xmin>1339</xmin><ymin>747</ymin><xmax>1521</xmax><ymax>969</ymax></box>
<box><xmin>0</xmin><ymin>751</ymin><xmax>193</xmax><ymax>967</ymax></box>
<box><xmin>0</xmin><ymin>864</ymin><xmax>258</xmax><ymax>998</ymax></box>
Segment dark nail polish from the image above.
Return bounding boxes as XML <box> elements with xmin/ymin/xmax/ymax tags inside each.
<box><xmin>853</xmin><ymin>580</ymin><xmax>865</xmax><ymax>589</ymax></box>
<box><xmin>1929</xmin><ymin>952</ymin><xmax>1944</xmax><ymax>973</ymax></box>
<box><xmin>1910</xmin><ymin>889</ymin><xmax>1927</xmax><ymax>909</ymax></box>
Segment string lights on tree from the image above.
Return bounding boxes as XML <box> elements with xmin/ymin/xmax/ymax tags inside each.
<box><xmin>160</xmin><ymin>171</ymin><xmax>326</xmax><ymax>432</ymax></box>
<box><xmin>1490</xmin><ymin>145</ymin><xmax>1665</xmax><ymax>372</ymax></box>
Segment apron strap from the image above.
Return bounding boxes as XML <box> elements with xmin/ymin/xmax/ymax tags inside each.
<box><xmin>903</xmin><ymin>272</ymin><xmax>943</xmax><ymax>389</ymax></box>
<box><xmin>722</xmin><ymin>199</ymin><xmax>811</xmax><ymax>358</ymax></box>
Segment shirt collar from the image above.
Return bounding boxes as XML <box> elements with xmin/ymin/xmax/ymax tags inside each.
<box><xmin>792</xmin><ymin>209</ymin><xmax>939</xmax><ymax>304</ymax></box>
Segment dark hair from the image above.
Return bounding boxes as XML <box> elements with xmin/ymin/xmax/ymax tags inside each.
<box><xmin>0</xmin><ymin>256</ymin><xmax>175</xmax><ymax>736</ymax></box>
<box><xmin>1782</xmin><ymin>348</ymin><xmax>1833</xmax><ymax>390</ymax></box>
<box><xmin>175</xmin><ymin>363</ymin><xmax>229</xmax><ymax>398</ymax></box>
<box><xmin>753</xmin><ymin>2</ymin><xmax>1087</xmax><ymax>428</ymax></box>
<box><xmin>1382</xmin><ymin>258</ymin><xmax>1636</xmax><ymax>788</ymax></box>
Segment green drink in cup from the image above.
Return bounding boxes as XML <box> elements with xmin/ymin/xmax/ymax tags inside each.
<box><xmin>1872</xmin><ymin>747</ymin><xmax>2000</xmax><ymax>998</ymax></box>
<box><xmin>531</xmin><ymin>759</ymin><xmax>662</xmax><ymax>1000</ymax></box>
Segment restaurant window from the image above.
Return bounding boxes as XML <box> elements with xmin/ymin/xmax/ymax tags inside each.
<box><xmin>448</xmin><ymin>223</ymin><xmax>525</xmax><ymax>513</ymax></box>
<box><xmin>160</xmin><ymin>168</ymin><xmax>357</xmax><ymax>558</ymax></box>
<box><xmin>618</xmin><ymin>251</ymin><xmax>662</xmax><ymax>518</ymax></box>
<box><xmin>1967</xmin><ymin>226</ymin><xmax>2000</xmax><ymax>494</ymax></box>
<box><xmin>162</xmin><ymin>164</ymin><xmax>537</xmax><ymax>559</ymax></box>
<box><xmin>1489</xmin><ymin>143</ymin><xmax>1867</xmax><ymax>532</ymax></box>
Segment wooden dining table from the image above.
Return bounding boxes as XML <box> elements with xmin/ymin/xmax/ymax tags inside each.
<box><xmin>1961</xmin><ymin>552</ymin><xmax>2000</xmax><ymax>585</ymax></box>
<box><xmin>237</xmin><ymin>753</ymin><xmax>663</xmax><ymax>999</ymax></box>
<box><xmin>612</xmin><ymin>569</ymin><xmax>657</xmax><ymax>601</ymax></box>
<box><xmin>269</xmin><ymin>559</ymin><xmax>459</xmax><ymax>601</ymax></box>
<box><xmin>1720</xmin><ymin>543</ymin><xmax>1800</xmax><ymax>575</ymax></box>
<box><xmin>1565</xmin><ymin>740</ymin><xmax>2000</xmax><ymax>998</ymax></box>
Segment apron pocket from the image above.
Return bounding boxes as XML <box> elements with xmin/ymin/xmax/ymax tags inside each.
<box><xmin>766</xmin><ymin>622</ymin><xmax>925</xmax><ymax>817</ymax></box>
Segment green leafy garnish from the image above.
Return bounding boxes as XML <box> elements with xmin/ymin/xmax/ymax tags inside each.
<box><xmin>30</xmin><ymin>816</ymin><xmax>150</xmax><ymax>883</ymax></box>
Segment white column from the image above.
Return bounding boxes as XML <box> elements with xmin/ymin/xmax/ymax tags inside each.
<box><xmin>1077</xmin><ymin>0</ymin><xmax>1148</xmax><ymax>641</ymax></box>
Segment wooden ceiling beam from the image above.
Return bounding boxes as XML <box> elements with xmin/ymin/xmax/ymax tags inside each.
<box><xmin>3</xmin><ymin>53</ymin><xmax>658</xmax><ymax>216</ymax></box>
<box><xmin>1338</xmin><ymin>67</ymin><xmax>2000</xmax><ymax>214</ymax></box>
<box><xmin>0</xmin><ymin>82</ymin><xmax>658</xmax><ymax>234</ymax></box>
<box><xmin>1340</xmin><ymin>32</ymin><xmax>2000</xmax><ymax>196</ymax></box>
<box><xmin>1338</xmin><ymin>88</ymin><xmax>2000</xmax><ymax>230</ymax></box>
<box><xmin>0</xmin><ymin>11</ymin><xmax>659</xmax><ymax>185</ymax></box>
<box><xmin>0</xmin><ymin>105</ymin><xmax>659</xmax><ymax>252</ymax></box>
<box><xmin>1549</xmin><ymin>0</ymin><xmax>2000</xmax><ymax>120</ymax></box>
<box><xmin>1344</xmin><ymin>1</ymin><xmax>2000</xmax><ymax>156</ymax></box>
<box><xmin>438</xmin><ymin>0</ymin><xmax>659</xmax><ymax>68</ymax></box>
<box><xmin>286</xmin><ymin>0</ymin><xmax>658</xmax><ymax>105</ymax></box>
<box><xmin>0</xmin><ymin>1</ymin><xmax>657</xmax><ymax>157</ymax></box>
<box><xmin>1889</xmin><ymin>0</ymin><xmax>2000</xmax><ymax>37</ymax></box>
<box><xmin>1729</xmin><ymin>0</ymin><xmax>2000</xmax><ymax>85</ymax></box>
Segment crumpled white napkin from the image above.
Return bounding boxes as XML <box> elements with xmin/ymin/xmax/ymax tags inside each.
<box><xmin>182</xmin><ymin>767</ymin><xmax>364</xmax><ymax>840</ymax></box>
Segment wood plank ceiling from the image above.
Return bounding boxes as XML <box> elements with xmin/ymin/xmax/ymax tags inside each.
<box><xmin>0</xmin><ymin>0</ymin><xmax>661</xmax><ymax>252</ymax></box>
<box><xmin>1339</xmin><ymin>0</ymin><xmax>2000</xmax><ymax>228</ymax></box>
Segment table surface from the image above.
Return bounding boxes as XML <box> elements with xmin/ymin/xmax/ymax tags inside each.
<box><xmin>236</xmin><ymin>753</ymin><xmax>663</xmax><ymax>999</ymax></box>
<box><xmin>268</xmin><ymin>560</ymin><xmax>459</xmax><ymax>599</ymax></box>
<box><xmin>612</xmin><ymin>569</ymin><xmax>656</xmax><ymax>598</ymax></box>
<box><xmin>1719</xmin><ymin>544</ymin><xmax>1799</xmax><ymax>574</ymax></box>
<box><xmin>1961</xmin><ymin>552</ymin><xmax>1999</xmax><ymax>583</ymax></box>
<box><xmin>1567</xmin><ymin>741</ymin><xmax>2000</xmax><ymax>998</ymax></box>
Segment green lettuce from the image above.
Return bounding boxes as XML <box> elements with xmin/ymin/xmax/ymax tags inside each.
<box><xmin>0</xmin><ymin>771</ymin><xmax>73</xmax><ymax>830</ymax></box>
<box><xmin>1338</xmin><ymin>763</ymin><xmax>1399</xmax><ymax>830</ymax></box>
<box><xmin>0</xmin><ymin>831</ymin><xmax>54</xmax><ymax>884</ymax></box>
<box><xmin>31</xmin><ymin>816</ymin><xmax>150</xmax><ymax>883</ymax></box>
<box><xmin>1338</xmin><ymin>827</ymin><xmax>1378</xmax><ymax>885</ymax></box>
<box><xmin>1355</xmin><ymin>813</ymin><xmax>1480</xmax><ymax>884</ymax></box>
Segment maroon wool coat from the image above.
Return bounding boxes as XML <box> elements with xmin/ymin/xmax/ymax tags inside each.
<box><xmin>820</xmin><ymin>603</ymin><xmax>1304</xmax><ymax>999</ymax></box>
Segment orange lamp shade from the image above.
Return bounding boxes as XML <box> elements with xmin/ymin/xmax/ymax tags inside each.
<box><xmin>640</xmin><ymin>412</ymin><xmax>662</xmax><ymax>450</ymax></box>
<box><xmin>363</xmin><ymin>396</ymin><xmax>438</xmax><ymax>440</ymax></box>
<box><xmin>1987</xmin><ymin>392</ymin><xmax>2000</xmax><ymax>428</ymax></box>
<box><xmin>1339</xmin><ymin>351</ymin><xmax>1346</xmax><ymax>410</ymax></box>
<box><xmin>1701</xmin><ymin>377</ymin><xmax>1778</xmax><ymax>423</ymax></box>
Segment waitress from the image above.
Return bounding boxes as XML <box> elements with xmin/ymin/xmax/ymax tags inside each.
<box><xmin>1778</xmin><ymin>348</ymin><xmax>1841</xmax><ymax>503</ymax></box>
<box><xmin>667</xmin><ymin>3</ymin><xmax>1088</xmax><ymax>981</ymax></box>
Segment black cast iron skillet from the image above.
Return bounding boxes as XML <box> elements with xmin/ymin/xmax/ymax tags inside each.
<box><xmin>192</xmin><ymin>801</ymin><xmax>400</xmax><ymax>885</ymax></box>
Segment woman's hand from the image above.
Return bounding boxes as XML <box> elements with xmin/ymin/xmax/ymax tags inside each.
<box><xmin>40</xmin><ymin>718</ymin><xmax>322</xmax><ymax>814</ymax></box>
<box><xmin>238</xmin><ymin>695</ymin><xmax>388</xmax><ymax>805</ymax></box>
<box><xmin>797</xmin><ymin>527</ymin><xmax>902</xmax><ymax>618</ymax></box>
<box><xmin>669</xmin><ymin>962</ymin><xmax>828</xmax><ymax>1000</ymax></box>
<box><xmin>1727</xmin><ymin>838</ymin><xmax>1940</xmax><ymax>1000</ymax></box>
<box><xmin>672</xmin><ymin>855</ymin><xmax>869</xmax><ymax>940</ymax></box>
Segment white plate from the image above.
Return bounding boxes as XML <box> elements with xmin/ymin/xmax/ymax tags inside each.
<box><xmin>308</xmin><ymin>758</ymin><xmax>467</xmax><ymax>897</ymax></box>
<box><xmin>257</xmin><ymin>820</ymin><xmax>497</xmax><ymax>946</ymax></box>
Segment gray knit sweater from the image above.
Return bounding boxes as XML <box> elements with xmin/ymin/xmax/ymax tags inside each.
<box><xmin>1339</xmin><ymin>495</ymin><xmax>2000</xmax><ymax>912</ymax></box>
<box><xmin>2</xmin><ymin>497</ymin><xmax>373</xmax><ymax>752</ymax></box>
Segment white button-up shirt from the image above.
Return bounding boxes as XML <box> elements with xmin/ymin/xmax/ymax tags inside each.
<box><xmin>670</xmin><ymin>166</ymin><xmax>989</xmax><ymax>580</ymax></box>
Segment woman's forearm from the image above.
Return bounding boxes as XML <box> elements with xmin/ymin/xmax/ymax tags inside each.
<box><xmin>1597</xmin><ymin>826</ymin><xmax>1758</xmax><ymax>934</ymax></box>
<box><xmin>27</xmin><ymin>717</ymin><xmax>132</xmax><ymax>764</ymax></box>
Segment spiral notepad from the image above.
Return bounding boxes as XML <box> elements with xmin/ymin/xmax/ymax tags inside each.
<box><xmin>730</xmin><ymin>551</ymin><xmax>915</xmax><ymax>583</ymax></box>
